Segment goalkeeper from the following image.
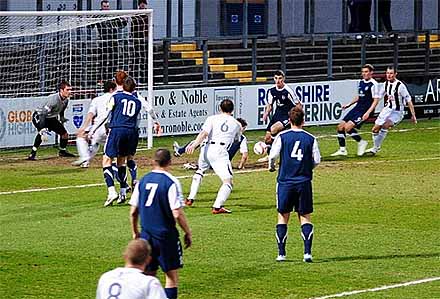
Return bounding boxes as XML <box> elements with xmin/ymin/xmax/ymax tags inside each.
<box><xmin>27</xmin><ymin>80</ymin><xmax>76</xmax><ymax>160</ymax></box>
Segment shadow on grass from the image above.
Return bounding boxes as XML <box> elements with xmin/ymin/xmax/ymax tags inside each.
<box><xmin>317</xmin><ymin>252</ymin><xmax>440</xmax><ymax>263</ymax></box>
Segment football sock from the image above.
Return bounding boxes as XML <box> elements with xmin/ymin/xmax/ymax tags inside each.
<box><xmin>188</xmin><ymin>171</ymin><xmax>203</xmax><ymax>200</ymax></box>
<box><xmin>213</xmin><ymin>183</ymin><xmax>232</xmax><ymax>208</ymax></box>
<box><xmin>89</xmin><ymin>143</ymin><xmax>100</xmax><ymax>159</ymax></box>
<box><xmin>348</xmin><ymin>129</ymin><xmax>362</xmax><ymax>142</ymax></box>
<box><xmin>337</xmin><ymin>130</ymin><xmax>346</xmax><ymax>147</ymax></box>
<box><xmin>76</xmin><ymin>137</ymin><xmax>90</xmax><ymax>161</ymax></box>
<box><xmin>127</xmin><ymin>159</ymin><xmax>137</xmax><ymax>182</ymax></box>
<box><xmin>301</xmin><ymin>223</ymin><xmax>314</xmax><ymax>255</ymax></box>
<box><xmin>165</xmin><ymin>287</ymin><xmax>178</xmax><ymax>299</ymax></box>
<box><xmin>276</xmin><ymin>224</ymin><xmax>288</xmax><ymax>256</ymax></box>
<box><xmin>32</xmin><ymin>134</ymin><xmax>42</xmax><ymax>149</ymax></box>
<box><xmin>59</xmin><ymin>137</ymin><xmax>68</xmax><ymax>151</ymax></box>
<box><xmin>178</xmin><ymin>142</ymin><xmax>191</xmax><ymax>155</ymax></box>
<box><xmin>103</xmin><ymin>166</ymin><xmax>115</xmax><ymax>187</ymax></box>
<box><xmin>118</xmin><ymin>165</ymin><xmax>128</xmax><ymax>188</ymax></box>
<box><xmin>374</xmin><ymin>128</ymin><xmax>388</xmax><ymax>149</ymax></box>
<box><xmin>111</xmin><ymin>162</ymin><xmax>120</xmax><ymax>183</ymax></box>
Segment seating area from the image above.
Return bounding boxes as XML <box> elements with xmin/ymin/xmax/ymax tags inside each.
<box><xmin>152</xmin><ymin>34</ymin><xmax>440</xmax><ymax>88</ymax></box>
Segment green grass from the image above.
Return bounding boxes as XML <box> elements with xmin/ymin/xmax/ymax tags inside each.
<box><xmin>1</xmin><ymin>119</ymin><xmax>439</xmax><ymax>298</ymax></box>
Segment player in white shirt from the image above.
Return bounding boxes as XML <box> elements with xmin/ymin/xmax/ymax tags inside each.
<box><xmin>96</xmin><ymin>239</ymin><xmax>167</xmax><ymax>299</ymax></box>
<box><xmin>185</xmin><ymin>99</ymin><xmax>242</xmax><ymax>214</ymax></box>
<box><xmin>365</xmin><ymin>66</ymin><xmax>417</xmax><ymax>154</ymax></box>
<box><xmin>73</xmin><ymin>81</ymin><xmax>117</xmax><ymax>168</ymax></box>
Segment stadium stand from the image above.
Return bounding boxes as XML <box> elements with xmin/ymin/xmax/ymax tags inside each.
<box><xmin>154</xmin><ymin>33</ymin><xmax>440</xmax><ymax>87</ymax></box>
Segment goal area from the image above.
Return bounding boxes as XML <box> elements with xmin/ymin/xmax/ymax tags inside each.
<box><xmin>0</xmin><ymin>9</ymin><xmax>154</xmax><ymax>147</ymax></box>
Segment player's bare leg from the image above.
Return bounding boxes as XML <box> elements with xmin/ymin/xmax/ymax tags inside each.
<box><xmin>212</xmin><ymin>178</ymin><xmax>233</xmax><ymax>214</ymax></box>
<box><xmin>276</xmin><ymin>212</ymin><xmax>290</xmax><ymax>261</ymax></box>
<box><xmin>298</xmin><ymin>213</ymin><xmax>314</xmax><ymax>262</ymax></box>
<box><xmin>367</xmin><ymin>120</ymin><xmax>393</xmax><ymax>154</ymax></box>
<box><xmin>102</xmin><ymin>155</ymin><xmax>119</xmax><ymax>206</ymax></box>
<box><xmin>164</xmin><ymin>270</ymin><xmax>179</xmax><ymax>299</ymax></box>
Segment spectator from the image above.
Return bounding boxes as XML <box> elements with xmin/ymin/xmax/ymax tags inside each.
<box><xmin>378</xmin><ymin>0</ymin><xmax>393</xmax><ymax>32</ymax></box>
<box><xmin>349</xmin><ymin>0</ymin><xmax>372</xmax><ymax>33</ymax></box>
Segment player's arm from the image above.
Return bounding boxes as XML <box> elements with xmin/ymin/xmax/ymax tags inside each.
<box><xmin>59</xmin><ymin>100</ymin><xmax>69</xmax><ymax>123</ymax></box>
<box><xmin>401</xmin><ymin>85</ymin><xmax>417</xmax><ymax>124</ymax></box>
<box><xmin>286</xmin><ymin>84</ymin><xmax>302</xmax><ymax>109</ymax></box>
<box><xmin>343</xmin><ymin>96</ymin><xmax>359</xmax><ymax>110</ymax></box>
<box><xmin>169</xmin><ymin>183</ymin><xmax>192</xmax><ymax>248</ymax></box>
<box><xmin>139</xmin><ymin>93</ymin><xmax>161</xmax><ymax>134</ymax></box>
<box><xmin>263</xmin><ymin>90</ymin><xmax>273</xmax><ymax>122</ymax></box>
<box><xmin>129</xmin><ymin>184</ymin><xmax>141</xmax><ymax>239</ymax></box>
<box><xmin>268</xmin><ymin>134</ymin><xmax>282</xmax><ymax>171</ymax></box>
<box><xmin>362</xmin><ymin>82</ymin><xmax>381</xmax><ymax>120</ymax></box>
<box><xmin>312</xmin><ymin>138</ymin><xmax>321</xmax><ymax>168</ymax></box>
<box><xmin>186</xmin><ymin>130</ymin><xmax>208</xmax><ymax>154</ymax></box>
<box><xmin>77</xmin><ymin>112</ymin><xmax>95</xmax><ymax>137</ymax></box>
<box><xmin>237</xmin><ymin>136</ymin><xmax>248</xmax><ymax>170</ymax></box>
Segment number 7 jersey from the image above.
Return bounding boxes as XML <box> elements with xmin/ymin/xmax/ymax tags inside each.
<box><xmin>108</xmin><ymin>91</ymin><xmax>142</xmax><ymax>129</ymax></box>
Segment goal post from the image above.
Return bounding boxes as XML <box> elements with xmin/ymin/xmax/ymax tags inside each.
<box><xmin>0</xmin><ymin>9</ymin><xmax>155</xmax><ymax>149</ymax></box>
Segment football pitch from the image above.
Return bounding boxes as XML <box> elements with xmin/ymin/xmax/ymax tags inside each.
<box><xmin>1</xmin><ymin>119</ymin><xmax>439</xmax><ymax>299</ymax></box>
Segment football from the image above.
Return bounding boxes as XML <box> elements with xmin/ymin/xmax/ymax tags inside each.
<box><xmin>253</xmin><ymin>141</ymin><xmax>267</xmax><ymax>155</ymax></box>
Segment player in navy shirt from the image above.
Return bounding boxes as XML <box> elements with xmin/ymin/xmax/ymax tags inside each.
<box><xmin>129</xmin><ymin>149</ymin><xmax>192</xmax><ymax>299</ymax></box>
<box><xmin>331</xmin><ymin>64</ymin><xmax>380</xmax><ymax>157</ymax></box>
<box><xmin>269</xmin><ymin>107</ymin><xmax>321</xmax><ymax>262</ymax></box>
<box><xmin>259</xmin><ymin>70</ymin><xmax>301</xmax><ymax>163</ymax></box>
<box><xmin>93</xmin><ymin>76</ymin><xmax>142</xmax><ymax>207</ymax></box>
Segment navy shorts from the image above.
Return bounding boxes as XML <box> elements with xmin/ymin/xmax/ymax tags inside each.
<box><xmin>343</xmin><ymin>109</ymin><xmax>366</xmax><ymax>128</ymax></box>
<box><xmin>141</xmin><ymin>231</ymin><xmax>183</xmax><ymax>273</ymax></box>
<box><xmin>276</xmin><ymin>181</ymin><xmax>313</xmax><ymax>215</ymax></box>
<box><xmin>104</xmin><ymin>127</ymin><xmax>139</xmax><ymax>158</ymax></box>
<box><xmin>266</xmin><ymin>114</ymin><xmax>290</xmax><ymax>132</ymax></box>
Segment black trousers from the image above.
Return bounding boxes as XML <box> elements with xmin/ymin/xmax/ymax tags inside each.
<box><xmin>378</xmin><ymin>0</ymin><xmax>392</xmax><ymax>31</ymax></box>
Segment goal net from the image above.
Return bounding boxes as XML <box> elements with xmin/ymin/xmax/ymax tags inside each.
<box><xmin>0</xmin><ymin>9</ymin><xmax>154</xmax><ymax>147</ymax></box>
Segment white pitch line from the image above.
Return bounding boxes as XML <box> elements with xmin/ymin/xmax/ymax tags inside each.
<box><xmin>0</xmin><ymin>168</ymin><xmax>267</xmax><ymax>196</ymax></box>
<box><xmin>1</xmin><ymin>156</ymin><xmax>438</xmax><ymax>196</ymax></box>
<box><xmin>308</xmin><ymin>277</ymin><xmax>440</xmax><ymax>299</ymax></box>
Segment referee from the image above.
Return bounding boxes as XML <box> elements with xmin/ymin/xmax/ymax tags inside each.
<box><xmin>27</xmin><ymin>80</ymin><xmax>75</xmax><ymax>160</ymax></box>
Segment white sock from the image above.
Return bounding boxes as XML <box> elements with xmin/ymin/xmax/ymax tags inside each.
<box><xmin>76</xmin><ymin>137</ymin><xmax>90</xmax><ymax>161</ymax></box>
<box><xmin>108</xmin><ymin>186</ymin><xmax>117</xmax><ymax>195</ymax></box>
<box><xmin>340</xmin><ymin>146</ymin><xmax>346</xmax><ymax>151</ymax></box>
<box><xmin>120</xmin><ymin>187</ymin><xmax>126</xmax><ymax>196</ymax></box>
<box><xmin>374</xmin><ymin>129</ymin><xmax>388</xmax><ymax>149</ymax></box>
<box><xmin>188</xmin><ymin>171</ymin><xmax>203</xmax><ymax>200</ymax></box>
<box><xmin>213</xmin><ymin>183</ymin><xmax>233</xmax><ymax>209</ymax></box>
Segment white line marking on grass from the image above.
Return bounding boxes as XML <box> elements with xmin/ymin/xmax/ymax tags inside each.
<box><xmin>1</xmin><ymin>156</ymin><xmax>438</xmax><ymax>196</ymax></box>
<box><xmin>0</xmin><ymin>168</ymin><xmax>267</xmax><ymax>196</ymax></box>
<box><xmin>314</xmin><ymin>126</ymin><xmax>439</xmax><ymax>140</ymax></box>
<box><xmin>308</xmin><ymin>277</ymin><xmax>440</xmax><ymax>299</ymax></box>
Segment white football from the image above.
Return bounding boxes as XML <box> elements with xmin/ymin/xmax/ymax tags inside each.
<box><xmin>253</xmin><ymin>141</ymin><xmax>267</xmax><ymax>155</ymax></box>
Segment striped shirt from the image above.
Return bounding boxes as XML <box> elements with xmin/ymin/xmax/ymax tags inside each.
<box><xmin>380</xmin><ymin>79</ymin><xmax>412</xmax><ymax>112</ymax></box>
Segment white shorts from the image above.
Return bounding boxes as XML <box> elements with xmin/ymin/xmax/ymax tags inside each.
<box><xmin>198</xmin><ymin>143</ymin><xmax>233</xmax><ymax>181</ymax></box>
<box><xmin>90</xmin><ymin>125</ymin><xmax>108</xmax><ymax>145</ymax></box>
<box><xmin>375</xmin><ymin>107</ymin><xmax>404</xmax><ymax>126</ymax></box>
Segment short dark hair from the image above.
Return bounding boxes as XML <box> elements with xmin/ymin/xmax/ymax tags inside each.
<box><xmin>289</xmin><ymin>106</ymin><xmax>305</xmax><ymax>126</ymax></box>
<box><xmin>236</xmin><ymin>117</ymin><xmax>247</xmax><ymax>128</ymax></box>
<box><xmin>386</xmin><ymin>65</ymin><xmax>397</xmax><ymax>73</ymax></box>
<box><xmin>220</xmin><ymin>99</ymin><xmax>234</xmax><ymax>113</ymax></box>
<box><xmin>123</xmin><ymin>76</ymin><xmax>136</xmax><ymax>93</ymax></box>
<box><xmin>362</xmin><ymin>64</ymin><xmax>374</xmax><ymax>72</ymax></box>
<box><xmin>58</xmin><ymin>80</ymin><xmax>71</xmax><ymax>91</ymax></box>
<box><xmin>101</xmin><ymin>0</ymin><xmax>109</xmax><ymax>6</ymax></box>
<box><xmin>138</xmin><ymin>0</ymin><xmax>147</xmax><ymax>5</ymax></box>
<box><xmin>123</xmin><ymin>239</ymin><xmax>151</xmax><ymax>266</ymax></box>
<box><xmin>274</xmin><ymin>70</ymin><xmax>285</xmax><ymax>77</ymax></box>
<box><xmin>154</xmin><ymin>148</ymin><xmax>171</xmax><ymax>167</ymax></box>
<box><xmin>103</xmin><ymin>81</ymin><xmax>116</xmax><ymax>93</ymax></box>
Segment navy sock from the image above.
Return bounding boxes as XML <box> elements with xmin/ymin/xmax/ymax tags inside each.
<box><xmin>59</xmin><ymin>138</ymin><xmax>68</xmax><ymax>150</ymax></box>
<box><xmin>103</xmin><ymin>166</ymin><xmax>115</xmax><ymax>187</ymax></box>
<box><xmin>33</xmin><ymin>134</ymin><xmax>42</xmax><ymax>149</ymax></box>
<box><xmin>165</xmin><ymin>287</ymin><xmax>178</xmax><ymax>299</ymax></box>
<box><xmin>337</xmin><ymin>130</ymin><xmax>346</xmax><ymax>147</ymax></box>
<box><xmin>348</xmin><ymin>129</ymin><xmax>362</xmax><ymax>142</ymax></box>
<box><xmin>118</xmin><ymin>166</ymin><xmax>128</xmax><ymax>188</ymax></box>
<box><xmin>111</xmin><ymin>162</ymin><xmax>120</xmax><ymax>183</ymax></box>
<box><xmin>127</xmin><ymin>159</ymin><xmax>137</xmax><ymax>182</ymax></box>
<box><xmin>276</xmin><ymin>224</ymin><xmax>288</xmax><ymax>256</ymax></box>
<box><xmin>301</xmin><ymin>223</ymin><xmax>314</xmax><ymax>255</ymax></box>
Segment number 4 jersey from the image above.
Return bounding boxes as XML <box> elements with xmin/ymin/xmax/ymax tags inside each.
<box><xmin>269</xmin><ymin>129</ymin><xmax>321</xmax><ymax>185</ymax></box>
<box><xmin>108</xmin><ymin>91</ymin><xmax>142</xmax><ymax>129</ymax></box>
